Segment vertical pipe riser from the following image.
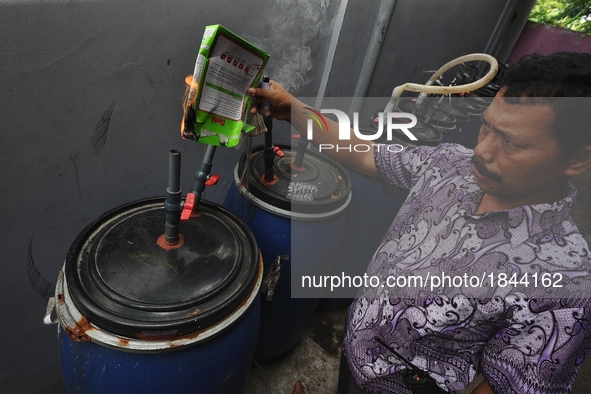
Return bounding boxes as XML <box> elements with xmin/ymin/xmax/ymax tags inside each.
<box><xmin>261</xmin><ymin>75</ymin><xmax>275</xmax><ymax>182</ymax></box>
<box><xmin>191</xmin><ymin>145</ymin><xmax>217</xmax><ymax>212</ymax></box>
<box><xmin>165</xmin><ymin>150</ymin><xmax>182</xmax><ymax>244</ymax></box>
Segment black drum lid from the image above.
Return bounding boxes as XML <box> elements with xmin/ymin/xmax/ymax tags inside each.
<box><xmin>463</xmin><ymin>95</ymin><xmax>493</xmax><ymax>110</ymax></box>
<box><xmin>64</xmin><ymin>198</ymin><xmax>259</xmax><ymax>338</ymax></box>
<box><xmin>238</xmin><ymin>145</ymin><xmax>351</xmax><ymax>214</ymax></box>
<box><xmin>453</xmin><ymin>98</ymin><xmax>483</xmax><ymax>116</ymax></box>
<box><xmin>395</xmin><ymin>101</ymin><xmax>447</xmax><ymax>144</ymax></box>
<box><xmin>437</xmin><ymin>102</ymin><xmax>470</xmax><ymax>124</ymax></box>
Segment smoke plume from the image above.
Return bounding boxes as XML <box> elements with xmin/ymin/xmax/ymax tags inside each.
<box><xmin>245</xmin><ymin>0</ymin><xmax>331</xmax><ymax>92</ymax></box>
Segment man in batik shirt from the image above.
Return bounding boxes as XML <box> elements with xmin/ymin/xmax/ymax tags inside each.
<box><xmin>249</xmin><ymin>52</ymin><xmax>591</xmax><ymax>393</ymax></box>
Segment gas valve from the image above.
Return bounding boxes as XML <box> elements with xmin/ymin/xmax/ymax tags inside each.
<box><xmin>273</xmin><ymin>146</ymin><xmax>284</xmax><ymax>157</ymax></box>
<box><xmin>205</xmin><ymin>174</ymin><xmax>220</xmax><ymax>186</ymax></box>
<box><xmin>180</xmin><ymin>193</ymin><xmax>196</xmax><ymax>221</ymax></box>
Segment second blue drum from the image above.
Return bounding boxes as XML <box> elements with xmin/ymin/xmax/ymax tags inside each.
<box><xmin>224</xmin><ymin>144</ymin><xmax>351</xmax><ymax>361</ymax></box>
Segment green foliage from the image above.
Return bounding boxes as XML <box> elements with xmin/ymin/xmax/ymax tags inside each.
<box><xmin>529</xmin><ymin>0</ymin><xmax>591</xmax><ymax>34</ymax></box>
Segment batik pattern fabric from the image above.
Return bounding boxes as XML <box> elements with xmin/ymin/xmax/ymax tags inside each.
<box><xmin>342</xmin><ymin>143</ymin><xmax>591</xmax><ymax>394</ymax></box>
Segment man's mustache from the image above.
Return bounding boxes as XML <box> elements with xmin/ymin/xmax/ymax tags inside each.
<box><xmin>471</xmin><ymin>155</ymin><xmax>503</xmax><ymax>184</ymax></box>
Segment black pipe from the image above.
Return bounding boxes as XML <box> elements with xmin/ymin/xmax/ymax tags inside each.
<box><xmin>190</xmin><ymin>144</ymin><xmax>217</xmax><ymax>212</ymax></box>
<box><xmin>261</xmin><ymin>75</ymin><xmax>275</xmax><ymax>182</ymax></box>
<box><xmin>263</xmin><ymin>126</ymin><xmax>274</xmax><ymax>182</ymax></box>
<box><xmin>293</xmin><ymin>137</ymin><xmax>309</xmax><ymax>168</ymax></box>
<box><xmin>423</xmin><ymin>95</ymin><xmax>446</xmax><ymax>125</ymax></box>
<box><xmin>169</xmin><ymin>149</ymin><xmax>181</xmax><ymax>192</ymax></box>
<box><xmin>164</xmin><ymin>149</ymin><xmax>182</xmax><ymax>244</ymax></box>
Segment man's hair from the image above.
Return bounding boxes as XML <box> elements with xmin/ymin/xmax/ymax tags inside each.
<box><xmin>499</xmin><ymin>52</ymin><xmax>591</xmax><ymax>156</ymax></box>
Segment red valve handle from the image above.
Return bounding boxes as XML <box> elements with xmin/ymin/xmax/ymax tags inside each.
<box><xmin>181</xmin><ymin>193</ymin><xmax>196</xmax><ymax>221</ymax></box>
<box><xmin>205</xmin><ymin>174</ymin><xmax>220</xmax><ymax>186</ymax></box>
<box><xmin>273</xmin><ymin>146</ymin><xmax>285</xmax><ymax>157</ymax></box>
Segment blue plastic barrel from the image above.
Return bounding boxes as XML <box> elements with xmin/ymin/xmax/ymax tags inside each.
<box><xmin>53</xmin><ymin>198</ymin><xmax>263</xmax><ymax>394</ymax></box>
<box><xmin>317</xmin><ymin>135</ymin><xmax>409</xmax><ymax>311</ymax></box>
<box><xmin>224</xmin><ymin>145</ymin><xmax>351</xmax><ymax>360</ymax></box>
<box><xmin>57</xmin><ymin>292</ymin><xmax>260</xmax><ymax>394</ymax></box>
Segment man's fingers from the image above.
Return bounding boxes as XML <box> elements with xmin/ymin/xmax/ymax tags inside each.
<box><xmin>248</xmin><ymin>87</ymin><xmax>270</xmax><ymax>98</ymax></box>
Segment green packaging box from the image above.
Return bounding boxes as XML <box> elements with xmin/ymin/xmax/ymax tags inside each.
<box><xmin>182</xmin><ymin>24</ymin><xmax>270</xmax><ymax>148</ymax></box>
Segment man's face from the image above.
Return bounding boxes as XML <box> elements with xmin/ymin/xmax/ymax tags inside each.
<box><xmin>472</xmin><ymin>95</ymin><xmax>570</xmax><ymax>203</ymax></box>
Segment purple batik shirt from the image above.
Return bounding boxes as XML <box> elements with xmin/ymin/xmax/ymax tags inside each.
<box><xmin>342</xmin><ymin>143</ymin><xmax>591</xmax><ymax>394</ymax></box>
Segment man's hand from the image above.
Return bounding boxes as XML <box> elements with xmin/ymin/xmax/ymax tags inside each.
<box><xmin>248</xmin><ymin>80</ymin><xmax>293</xmax><ymax>122</ymax></box>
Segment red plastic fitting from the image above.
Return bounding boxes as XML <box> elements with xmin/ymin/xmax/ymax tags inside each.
<box><xmin>205</xmin><ymin>174</ymin><xmax>220</xmax><ymax>186</ymax></box>
<box><xmin>180</xmin><ymin>193</ymin><xmax>196</xmax><ymax>221</ymax></box>
<box><xmin>273</xmin><ymin>146</ymin><xmax>284</xmax><ymax>157</ymax></box>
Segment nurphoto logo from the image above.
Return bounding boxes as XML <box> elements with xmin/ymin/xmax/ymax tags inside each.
<box><xmin>303</xmin><ymin>108</ymin><xmax>418</xmax><ymax>153</ymax></box>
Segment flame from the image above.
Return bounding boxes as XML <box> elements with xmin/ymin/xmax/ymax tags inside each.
<box><xmin>185</xmin><ymin>75</ymin><xmax>198</xmax><ymax>90</ymax></box>
<box><xmin>181</xmin><ymin>75</ymin><xmax>199</xmax><ymax>138</ymax></box>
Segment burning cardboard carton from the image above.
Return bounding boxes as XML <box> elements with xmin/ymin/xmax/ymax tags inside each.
<box><xmin>182</xmin><ymin>24</ymin><xmax>269</xmax><ymax>148</ymax></box>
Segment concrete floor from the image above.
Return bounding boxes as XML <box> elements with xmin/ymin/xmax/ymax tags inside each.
<box><xmin>244</xmin><ymin>169</ymin><xmax>591</xmax><ymax>394</ymax></box>
<box><xmin>245</xmin><ymin>306</ymin><xmax>347</xmax><ymax>394</ymax></box>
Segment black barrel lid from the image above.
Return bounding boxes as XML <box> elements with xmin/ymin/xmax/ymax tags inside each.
<box><xmin>474</xmin><ymin>83</ymin><xmax>501</xmax><ymax>97</ymax></box>
<box><xmin>438</xmin><ymin>102</ymin><xmax>470</xmax><ymax>124</ymax></box>
<box><xmin>454</xmin><ymin>98</ymin><xmax>483</xmax><ymax>116</ymax></box>
<box><xmin>402</xmin><ymin>119</ymin><xmax>442</xmax><ymax>146</ymax></box>
<box><xmin>357</xmin><ymin>126</ymin><xmax>410</xmax><ymax>146</ymax></box>
<box><xmin>398</xmin><ymin>100</ymin><xmax>454</xmax><ymax>134</ymax></box>
<box><xmin>386</xmin><ymin>103</ymin><xmax>443</xmax><ymax>146</ymax></box>
<box><xmin>65</xmin><ymin>198</ymin><xmax>259</xmax><ymax>338</ymax></box>
<box><xmin>239</xmin><ymin>145</ymin><xmax>350</xmax><ymax>214</ymax></box>
<box><xmin>463</xmin><ymin>95</ymin><xmax>493</xmax><ymax>110</ymax></box>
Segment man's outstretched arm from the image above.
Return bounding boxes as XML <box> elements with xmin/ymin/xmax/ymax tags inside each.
<box><xmin>248</xmin><ymin>80</ymin><xmax>378</xmax><ymax>178</ymax></box>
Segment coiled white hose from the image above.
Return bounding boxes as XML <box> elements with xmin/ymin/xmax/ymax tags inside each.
<box><xmin>383</xmin><ymin>53</ymin><xmax>499</xmax><ymax>113</ymax></box>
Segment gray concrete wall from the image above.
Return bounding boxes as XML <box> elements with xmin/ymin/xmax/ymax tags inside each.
<box><xmin>0</xmin><ymin>0</ymin><xmax>532</xmax><ymax>391</ymax></box>
<box><xmin>325</xmin><ymin>0</ymin><xmax>536</xmax><ymax>98</ymax></box>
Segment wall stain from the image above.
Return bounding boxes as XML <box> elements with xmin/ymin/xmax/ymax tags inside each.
<box><xmin>69</xmin><ymin>154</ymin><xmax>82</xmax><ymax>202</ymax></box>
<box><xmin>26</xmin><ymin>236</ymin><xmax>55</xmax><ymax>300</ymax></box>
<box><xmin>91</xmin><ymin>103</ymin><xmax>114</xmax><ymax>154</ymax></box>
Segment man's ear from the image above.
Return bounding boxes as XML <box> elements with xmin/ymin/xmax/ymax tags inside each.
<box><xmin>565</xmin><ymin>145</ymin><xmax>591</xmax><ymax>177</ymax></box>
